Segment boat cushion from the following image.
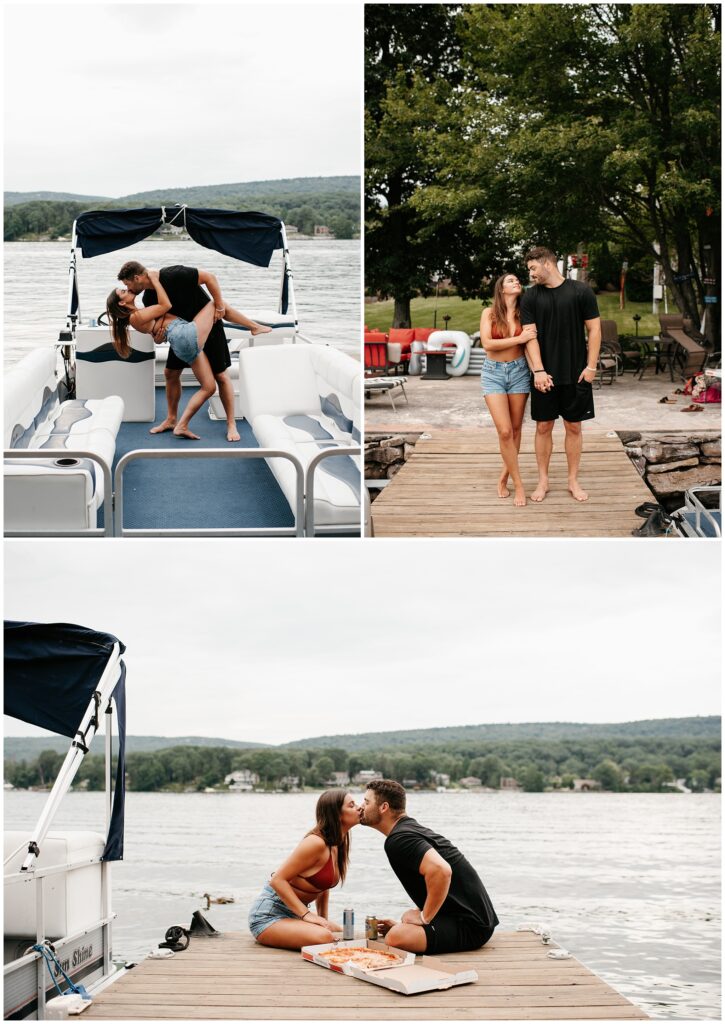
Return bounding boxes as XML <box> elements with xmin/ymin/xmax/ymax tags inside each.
<box><xmin>238</xmin><ymin>344</ymin><xmax>361</xmax><ymax>528</ymax></box>
<box><xmin>4</xmin><ymin>351</ymin><xmax>124</xmax><ymax>528</ymax></box>
<box><xmin>75</xmin><ymin>326</ymin><xmax>155</xmax><ymax>422</ymax></box>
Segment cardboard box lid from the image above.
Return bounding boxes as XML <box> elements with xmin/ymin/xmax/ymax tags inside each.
<box><xmin>347</xmin><ymin>957</ymin><xmax>478</xmax><ymax>995</ymax></box>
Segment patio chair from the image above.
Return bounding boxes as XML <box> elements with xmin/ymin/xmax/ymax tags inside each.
<box><xmin>364</xmin><ymin>375</ymin><xmax>409</xmax><ymax>412</ymax></box>
<box><xmin>364</xmin><ymin>332</ymin><xmax>405</xmax><ymax>376</ymax></box>
<box><xmin>659</xmin><ymin>314</ymin><xmax>709</xmax><ymax>381</ymax></box>
<box><xmin>600</xmin><ymin>320</ymin><xmax>638</xmax><ymax>374</ymax></box>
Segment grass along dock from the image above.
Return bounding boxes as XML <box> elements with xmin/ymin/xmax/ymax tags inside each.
<box><xmin>370</xmin><ymin>428</ymin><xmax>654</xmax><ymax>538</ymax></box>
<box><xmin>84</xmin><ymin>930</ymin><xmax>648</xmax><ymax>1020</ymax></box>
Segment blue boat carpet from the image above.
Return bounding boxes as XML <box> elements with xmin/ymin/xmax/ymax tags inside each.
<box><xmin>99</xmin><ymin>392</ymin><xmax>294</xmax><ymax>530</ymax></box>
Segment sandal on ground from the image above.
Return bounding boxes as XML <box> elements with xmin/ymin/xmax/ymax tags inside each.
<box><xmin>659</xmin><ymin>396</ymin><xmax>678</xmax><ymax>404</ymax></box>
<box><xmin>681</xmin><ymin>404</ymin><xmax>704</xmax><ymax>412</ymax></box>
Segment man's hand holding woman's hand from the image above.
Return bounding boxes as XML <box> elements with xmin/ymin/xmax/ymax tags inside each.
<box><xmin>534</xmin><ymin>371</ymin><xmax>554</xmax><ymax>392</ymax></box>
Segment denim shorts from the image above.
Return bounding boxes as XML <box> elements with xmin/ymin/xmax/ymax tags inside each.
<box><xmin>481</xmin><ymin>355</ymin><xmax>530</xmax><ymax>395</ymax></box>
<box><xmin>248</xmin><ymin>883</ymin><xmax>300</xmax><ymax>939</ymax></box>
<box><xmin>165</xmin><ymin>318</ymin><xmax>200</xmax><ymax>364</ymax></box>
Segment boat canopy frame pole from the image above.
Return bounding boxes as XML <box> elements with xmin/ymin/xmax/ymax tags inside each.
<box><xmin>20</xmin><ymin>643</ymin><xmax>123</xmax><ymax>872</ymax></box>
<box><xmin>66</xmin><ymin>221</ymin><xmax>80</xmax><ymax>332</ymax></box>
<box><xmin>279</xmin><ymin>223</ymin><xmax>299</xmax><ymax>328</ymax></box>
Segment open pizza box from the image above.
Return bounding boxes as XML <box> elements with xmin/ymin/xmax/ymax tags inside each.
<box><xmin>301</xmin><ymin>939</ymin><xmax>478</xmax><ymax>995</ymax></box>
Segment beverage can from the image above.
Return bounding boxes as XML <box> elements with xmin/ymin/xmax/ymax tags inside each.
<box><xmin>342</xmin><ymin>907</ymin><xmax>354</xmax><ymax>940</ymax></box>
<box><xmin>365</xmin><ymin>915</ymin><xmax>378</xmax><ymax>941</ymax></box>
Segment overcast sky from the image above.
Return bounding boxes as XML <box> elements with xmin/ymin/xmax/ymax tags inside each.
<box><xmin>3</xmin><ymin>3</ymin><xmax>362</xmax><ymax>195</ymax></box>
<box><xmin>4</xmin><ymin>541</ymin><xmax>721</xmax><ymax>744</ymax></box>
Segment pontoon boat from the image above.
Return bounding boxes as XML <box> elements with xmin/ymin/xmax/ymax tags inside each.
<box><xmin>4</xmin><ymin>207</ymin><xmax>361</xmax><ymax>538</ymax></box>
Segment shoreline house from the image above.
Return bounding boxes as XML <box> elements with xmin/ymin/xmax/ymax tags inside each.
<box><xmin>224</xmin><ymin>769</ymin><xmax>259</xmax><ymax>792</ymax></box>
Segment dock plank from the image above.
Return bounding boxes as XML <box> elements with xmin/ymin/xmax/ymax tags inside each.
<box><xmin>85</xmin><ymin>931</ymin><xmax>648</xmax><ymax>1019</ymax></box>
<box><xmin>370</xmin><ymin>428</ymin><xmax>654</xmax><ymax>537</ymax></box>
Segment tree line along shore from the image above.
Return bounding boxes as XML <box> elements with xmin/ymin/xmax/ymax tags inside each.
<box><xmin>4</xmin><ymin>178</ymin><xmax>360</xmax><ymax>242</ymax></box>
<box><xmin>6</xmin><ymin>737</ymin><xmax>721</xmax><ymax>795</ymax></box>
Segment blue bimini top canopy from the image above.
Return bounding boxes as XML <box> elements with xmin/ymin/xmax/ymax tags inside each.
<box><xmin>4</xmin><ymin>620</ymin><xmax>127</xmax><ymax>861</ymax></box>
<box><xmin>74</xmin><ymin>206</ymin><xmax>284</xmax><ymax>268</ymax></box>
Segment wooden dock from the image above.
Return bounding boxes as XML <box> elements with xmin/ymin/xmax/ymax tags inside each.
<box><xmin>370</xmin><ymin>429</ymin><xmax>654</xmax><ymax>537</ymax></box>
<box><xmin>85</xmin><ymin>931</ymin><xmax>648</xmax><ymax>1019</ymax></box>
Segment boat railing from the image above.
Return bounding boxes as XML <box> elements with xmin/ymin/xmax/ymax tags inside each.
<box><xmin>114</xmin><ymin>447</ymin><xmax>306</xmax><ymax>538</ymax></box>
<box><xmin>3</xmin><ymin>450</ymin><xmax>114</xmax><ymax>538</ymax></box>
<box><xmin>4</xmin><ymin>855</ymin><xmax>113</xmax><ymax>1020</ymax></box>
<box><xmin>304</xmin><ymin>446</ymin><xmax>362</xmax><ymax>537</ymax></box>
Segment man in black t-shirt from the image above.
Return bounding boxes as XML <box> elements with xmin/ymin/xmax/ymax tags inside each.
<box><xmin>119</xmin><ymin>261</ymin><xmax>240</xmax><ymax>441</ymax></box>
<box><xmin>360</xmin><ymin>779</ymin><xmax>498</xmax><ymax>955</ymax></box>
<box><xmin>520</xmin><ymin>246</ymin><xmax>602</xmax><ymax>502</ymax></box>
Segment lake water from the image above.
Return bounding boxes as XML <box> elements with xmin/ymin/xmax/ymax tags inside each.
<box><xmin>5</xmin><ymin>790</ymin><xmax>720</xmax><ymax>1020</ymax></box>
<box><xmin>3</xmin><ymin>239</ymin><xmax>361</xmax><ymax>367</ymax></box>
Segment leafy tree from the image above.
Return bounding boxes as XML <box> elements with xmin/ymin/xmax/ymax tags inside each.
<box><xmin>593</xmin><ymin>759</ymin><xmax>624</xmax><ymax>792</ymax></box>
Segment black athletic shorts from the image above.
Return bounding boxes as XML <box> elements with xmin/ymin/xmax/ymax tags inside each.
<box><xmin>530</xmin><ymin>380</ymin><xmax>595</xmax><ymax>422</ymax></box>
<box><xmin>422</xmin><ymin>915</ymin><xmax>495</xmax><ymax>955</ymax></box>
<box><xmin>166</xmin><ymin>325</ymin><xmax>231</xmax><ymax>376</ymax></box>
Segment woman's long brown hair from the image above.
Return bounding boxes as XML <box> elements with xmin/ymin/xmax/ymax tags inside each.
<box><xmin>106</xmin><ymin>290</ymin><xmax>132</xmax><ymax>358</ymax></box>
<box><xmin>491</xmin><ymin>274</ymin><xmax>522</xmax><ymax>340</ymax></box>
<box><xmin>307</xmin><ymin>788</ymin><xmax>351</xmax><ymax>883</ymax></box>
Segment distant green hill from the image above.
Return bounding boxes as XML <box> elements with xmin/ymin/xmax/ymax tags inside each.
<box><xmin>281</xmin><ymin>717</ymin><xmax>722</xmax><ymax>750</ymax></box>
<box><xmin>4</xmin><ymin>191</ymin><xmax>110</xmax><ymax>207</ymax></box>
<box><xmin>3</xmin><ymin>735</ymin><xmax>268</xmax><ymax>762</ymax></box>
<box><xmin>6</xmin><ymin>716</ymin><xmax>718</xmax><ymax>762</ymax></box>
<box><xmin>4</xmin><ymin>177</ymin><xmax>360</xmax><ymax>241</ymax></box>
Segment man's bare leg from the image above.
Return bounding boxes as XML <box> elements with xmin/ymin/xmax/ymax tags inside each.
<box><xmin>215</xmin><ymin>370</ymin><xmax>240</xmax><ymax>442</ymax></box>
<box><xmin>384</xmin><ymin>909</ymin><xmax>428</xmax><ymax>954</ymax></box>
<box><xmin>564</xmin><ymin>419</ymin><xmax>588</xmax><ymax>500</ymax></box>
<box><xmin>150</xmin><ymin>368</ymin><xmax>182</xmax><ymax>433</ymax></box>
<box><xmin>532</xmin><ymin>420</ymin><xmax>554</xmax><ymax>501</ymax></box>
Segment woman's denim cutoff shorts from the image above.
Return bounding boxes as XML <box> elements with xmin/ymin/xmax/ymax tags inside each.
<box><xmin>248</xmin><ymin>883</ymin><xmax>300</xmax><ymax>939</ymax></box>
<box><xmin>165</xmin><ymin>318</ymin><xmax>201</xmax><ymax>365</ymax></box>
<box><xmin>481</xmin><ymin>355</ymin><xmax>531</xmax><ymax>396</ymax></box>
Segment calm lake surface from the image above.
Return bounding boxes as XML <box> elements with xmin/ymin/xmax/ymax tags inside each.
<box><xmin>5</xmin><ymin>790</ymin><xmax>720</xmax><ymax>1020</ymax></box>
<box><xmin>3</xmin><ymin>239</ymin><xmax>360</xmax><ymax>367</ymax></box>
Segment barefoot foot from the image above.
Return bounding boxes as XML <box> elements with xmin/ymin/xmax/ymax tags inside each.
<box><xmin>250</xmin><ymin>323</ymin><xmax>272</xmax><ymax>336</ymax></box>
<box><xmin>149</xmin><ymin>418</ymin><xmax>177</xmax><ymax>434</ymax></box>
<box><xmin>531</xmin><ymin>481</ymin><xmax>549</xmax><ymax>502</ymax></box>
<box><xmin>514</xmin><ymin>486</ymin><xmax>527</xmax><ymax>507</ymax></box>
<box><xmin>497</xmin><ymin>477</ymin><xmax>511</xmax><ymax>498</ymax></box>
<box><xmin>173</xmin><ymin>426</ymin><xmax>201</xmax><ymax>440</ymax></box>
<box><xmin>569</xmin><ymin>480</ymin><xmax>589</xmax><ymax>501</ymax></box>
<box><xmin>226</xmin><ymin>425</ymin><xmax>241</xmax><ymax>442</ymax></box>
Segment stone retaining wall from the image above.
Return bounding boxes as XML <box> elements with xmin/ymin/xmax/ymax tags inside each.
<box><xmin>620</xmin><ymin>430</ymin><xmax>721</xmax><ymax>511</ymax></box>
<box><xmin>365</xmin><ymin>432</ymin><xmax>423</xmax><ymax>501</ymax></box>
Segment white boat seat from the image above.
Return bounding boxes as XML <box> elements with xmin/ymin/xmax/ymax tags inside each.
<box><xmin>4</xmin><ymin>830</ymin><xmax>105</xmax><ymax>938</ymax></box>
<box><xmin>238</xmin><ymin>344</ymin><xmax>360</xmax><ymax>529</ymax></box>
<box><xmin>75</xmin><ymin>326</ymin><xmax>155</xmax><ymax>422</ymax></box>
<box><xmin>4</xmin><ymin>349</ymin><xmax>124</xmax><ymax>530</ymax></box>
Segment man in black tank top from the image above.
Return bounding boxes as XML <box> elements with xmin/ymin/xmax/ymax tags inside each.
<box><xmin>361</xmin><ymin>780</ymin><xmax>498</xmax><ymax>955</ymax></box>
<box><xmin>520</xmin><ymin>246</ymin><xmax>601</xmax><ymax>503</ymax></box>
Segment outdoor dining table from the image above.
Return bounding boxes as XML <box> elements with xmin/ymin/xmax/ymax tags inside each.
<box><xmin>629</xmin><ymin>335</ymin><xmax>676</xmax><ymax>378</ymax></box>
<box><xmin>421</xmin><ymin>346</ymin><xmax>454</xmax><ymax>380</ymax></box>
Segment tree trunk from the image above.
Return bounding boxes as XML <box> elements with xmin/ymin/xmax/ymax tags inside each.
<box><xmin>393</xmin><ymin>296</ymin><xmax>412</xmax><ymax>327</ymax></box>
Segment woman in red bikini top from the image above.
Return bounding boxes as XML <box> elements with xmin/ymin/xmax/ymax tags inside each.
<box><xmin>250</xmin><ymin>788</ymin><xmax>360</xmax><ymax>950</ymax></box>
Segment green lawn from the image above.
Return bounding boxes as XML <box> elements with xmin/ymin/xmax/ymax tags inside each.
<box><xmin>364</xmin><ymin>291</ymin><xmax>662</xmax><ymax>337</ymax></box>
